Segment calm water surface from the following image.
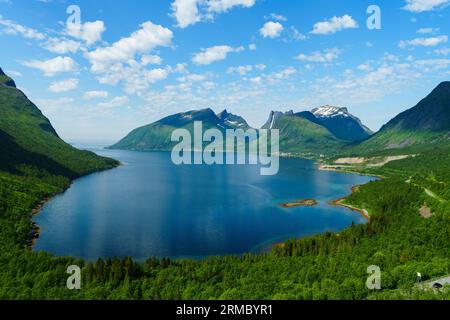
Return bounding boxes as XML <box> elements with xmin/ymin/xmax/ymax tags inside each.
<box><xmin>34</xmin><ymin>146</ymin><xmax>375</xmax><ymax>260</ymax></box>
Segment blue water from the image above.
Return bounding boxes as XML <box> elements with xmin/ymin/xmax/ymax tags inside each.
<box><xmin>34</xmin><ymin>148</ymin><xmax>375</xmax><ymax>260</ymax></box>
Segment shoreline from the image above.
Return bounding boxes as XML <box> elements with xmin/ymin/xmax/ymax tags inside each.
<box><xmin>329</xmin><ymin>195</ymin><xmax>370</xmax><ymax>220</ymax></box>
<box><xmin>28</xmin><ymin>196</ymin><xmax>52</xmax><ymax>246</ymax></box>
<box><xmin>279</xmin><ymin>199</ymin><xmax>318</xmax><ymax>208</ymax></box>
<box><xmin>28</xmin><ymin>163</ymin><xmax>122</xmax><ymax>248</ymax></box>
<box><xmin>29</xmin><ymin>155</ymin><xmax>374</xmax><ymax>257</ymax></box>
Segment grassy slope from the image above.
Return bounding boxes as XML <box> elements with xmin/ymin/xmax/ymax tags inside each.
<box><xmin>275</xmin><ymin>116</ymin><xmax>345</xmax><ymax>155</ymax></box>
<box><xmin>0</xmin><ymin>85</ymin><xmax>118</xmax><ymax>177</ymax></box>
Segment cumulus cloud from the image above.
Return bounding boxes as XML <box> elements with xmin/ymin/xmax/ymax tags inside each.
<box><xmin>141</xmin><ymin>54</ymin><xmax>162</xmax><ymax>66</ymax></box>
<box><xmin>83</xmin><ymin>91</ymin><xmax>109</xmax><ymax>100</ymax></box>
<box><xmin>192</xmin><ymin>45</ymin><xmax>244</xmax><ymax>65</ymax></box>
<box><xmin>85</xmin><ymin>21</ymin><xmax>173</xmax><ymax>72</ymax></box>
<box><xmin>227</xmin><ymin>64</ymin><xmax>266</xmax><ymax>75</ymax></box>
<box><xmin>295</xmin><ymin>48</ymin><xmax>341</xmax><ymax>63</ymax></box>
<box><xmin>66</xmin><ymin>21</ymin><xmax>106</xmax><ymax>46</ymax></box>
<box><xmin>43</xmin><ymin>37</ymin><xmax>81</xmax><ymax>54</ymax></box>
<box><xmin>311</xmin><ymin>15</ymin><xmax>358</xmax><ymax>35</ymax></box>
<box><xmin>206</xmin><ymin>0</ymin><xmax>256</xmax><ymax>13</ymax></box>
<box><xmin>22</xmin><ymin>56</ymin><xmax>78</xmax><ymax>76</ymax></box>
<box><xmin>260</xmin><ymin>21</ymin><xmax>284</xmax><ymax>38</ymax></box>
<box><xmin>171</xmin><ymin>0</ymin><xmax>256</xmax><ymax>28</ymax></box>
<box><xmin>171</xmin><ymin>0</ymin><xmax>202</xmax><ymax>28</ymax></box>
<box><xmin>0</xmin><ymin>15</ymin><xmax>45</xmax><ymax>39</ymax></box>
<box><xmin>403</xmin><ymin>0</ymin><xmax>450</xmax><ymax>12</ymax></box>
<box><xmin>399</xmin><ymin>35</ymin><xmax>448</xmax><ymax>48</ymax></box>
<box><xmin>48</xmin><ymin>78</ymin><xmax>79</xmax><ymax>92</ymax></box>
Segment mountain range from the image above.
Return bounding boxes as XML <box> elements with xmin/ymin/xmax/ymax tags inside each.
<box><xmin>111</xmin><ymin>81</ymin><xmax>450</xmax><ymax>156</ymax></box>
<box><xmin>111</xmin><ymin>104</ymin><xmax>374</xmax><ymax>155</ymax></box>
<box><xmin>1</xmin><ymin>68</ymin><xmax>449</xmax><ymax>159</ymax></box>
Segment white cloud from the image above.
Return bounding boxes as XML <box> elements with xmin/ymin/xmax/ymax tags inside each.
<box><xmin>260</xmin><ymin>21</ymin><xmax>284</xmax><ymax>38</ymax></box>
<box><xmin>192</xmin><ymin>45</ymin><xmax>243</xmax><ymax>65</ymax></box>
<box><xmin>403</xmin><ymin>0</ymin><xmax>450</xmax><ymax>12</ymax></box>
<box><xmin>98</xmin><ymin>96</ymin><xmax>129</xmax><ymax>109</ymax></box>
<box><xmin>66</xmin><ymin>21</ymin><xmax>105</xmax><ymax>46</ymax></box>
<box><xmin>177</xmin><ymin>73</ymin><xmax>206</xmax><ymax>82</ymax></box>
<box><xmin>141</xmin><ymin>54</ymin><xmax>162</xmax><ymax>66</ymax></box>
<box><xmin>295</xmin><ymin>48</ymin><xmax>341</xmax><ymax>63</ymax></box>
<box><xmin>171</xmin><ymin>0</ymin><xmax>256</xmax><ymax>28</ymax></box>
<box><xmin>35</xmin><ymin>97</ymin><xmax>74</xmax><ymax>110</ymax></box>
<box><xmin>289</xmin><ymin>26</ymin><xmax>307</xmax><ymax>41</ymax></box>
<box><xmin>0</xmin><ymin>15</ymin><xmax>45</xmax><ymax>40</ymax></box>
<box><xmin>206</xmin><ymin>0</ymin><xmax>256</xmax><ymax>13</ymax></box>
<box><xmin>399</xmin><ymin>35</ymin><xmax>448</xmax><ymax>48</ymax></box>
<box><xmin>48</xmin><ymin>78</ymin><xmax>79</xmax><ymax>92</ymax></box>
<box><xmin>22</xmin><ymin>56</ymin><xmax>78</xmax><ymax>76</ymax></box>
<box><xmin>43</xmin><ymin>37</ymin><xmax>81</xmax><ymax>54</ymax></box>
<box><xmin>435</xmin><ymin>47</ymin><xmax>450</xmax><ymax>55</ymax></box>
<box><xmin>171</xmin><ymin>0</ymin><xmax>201</xmax><ymax>28</ymax></box>
<box><xmin>267</xmin><ymin>13</ymin><xmax>287</xmax><ymax>22</ymax></box>
<box><xmin>311</xmin><ymin>15</ymin><xmax>358</xmax><ymax>35</ymax></box>
<box><xmin>417</xmin><ymin>27</ymin><xmax>439</xmax><ymax>34</ymax></box>
<box><xmin>83</xmin><ymin>91</ymin><xmax>109</xmax><ymax>100</ymax></box>
<box><xmin>248</xmin><ymin>43</ymin><xmax>257</xmax><ymax>50</ymax></box>
<box><xmin>85</xmin><ymin>21</ymin><xmax>173</xmax><ymax>72</ymax></box>
<box><xmin>227</xmin><ymin>64</ymin><xmax>266</xmax><ymax>75</ymax></box>
<box><xmin>269</xmin><ymin>67</ymin><xmax>297</xmax><ymax>80</ymax></box>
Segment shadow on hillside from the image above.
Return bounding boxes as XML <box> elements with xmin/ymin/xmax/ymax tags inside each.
<box><xmin>0</xmin><ymin>129</ymin><xmax>77</xmax><ymax>178</ymax></box>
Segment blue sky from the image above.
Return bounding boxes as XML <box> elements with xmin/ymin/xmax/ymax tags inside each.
<box><xmin>1</xmin><ymin>0</ymin><xmax>450</xmax><ymax>142</ymax></box>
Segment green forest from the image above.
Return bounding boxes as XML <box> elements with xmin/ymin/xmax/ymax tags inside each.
<box><xmin>0</xmin><ymin>146</ymin><xmax>449</xmax><ymax>299</ymax></box>
<box><xmin>0</xmin><ymin>78</ymin><xmax>449</xmax><ymax>300</ymax></box>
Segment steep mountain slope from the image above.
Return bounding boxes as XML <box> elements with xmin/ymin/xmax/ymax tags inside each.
<box><xmin>311</xmin><ymin>106</ymin><xmax>373</xmax><ymax>142</ymax></box>
<box><xmin>354</xmin><ymin>82</ymin><xmax>450</xmax><ymax>153</ymax></box>
<box><xmin>109</xmin><ymin>108</ymin><xmax>247</xmax><ymax>151</ymax></box>
<box><xmin>0</xmin><ymin>68</ymin><xmax>118</xmax><ymax>178</ymax></box>
<box><xmin>217</xmin><ymin>109</ymin><xmax>250</xmax><ymax>129</ymax></box>
<box><xmin>262</xmin><ymin>110</ymin><xmax>345</xmax><ymax>155</ymax></box>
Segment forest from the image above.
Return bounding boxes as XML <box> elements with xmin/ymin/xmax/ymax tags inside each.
<box><xmin>0</xmin><ymin>144</ymin><xmax>449</xmax><ymax>300</ymax></box>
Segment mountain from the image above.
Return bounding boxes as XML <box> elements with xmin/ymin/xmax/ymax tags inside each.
<box><xmin>354</xmin><ymin>82</ymin><xmax>450</xmax><ymax>153</ymax></box>
<box><xmin>0</xmin><ymin>68</ymin><xmax>16</xmax><ymax>88</ymax></box>
<box><xmin>261</xmin><ymin>110</ymin><xmax>345</xmax><ymax>155</ymax></box>
<box><xmin>262</xmin><ymin>111</ymin><xmax>294</xmax><ymax>129</ymax></box>
<box><xmin>217</xmin><ymin>109</ymin><xmax>250</xmax><ymax>129</ymax></box>
<box><xmin>311</xmin><ymin>106</ymin><xmax>373</xmax><ymax>142</ymax></box>
<box><xmin>109</xmin><ymin>108</ymin><xmax>249</xmax><ymax>151</ymax></box>
<box><xmin>0</xmin><ymin>68</ymin><xmax>118</xmax><ymax>178</ymax></box>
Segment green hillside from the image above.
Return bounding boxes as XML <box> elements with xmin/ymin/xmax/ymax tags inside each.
<box><xmin>0</xmin><ymin>69</ymin><xmax>448</xmax><ymax>300</ymax></box>
<box><xmin>0</xmin><ymin>76</ymin><xmax>118</xmax><ymax>178</ymax></box>
<box><xmin>110</xmin><ymin>108</ymin><xmax>245</xmax><ymax>152</ymax></box>
<box><xmin>353</xmin><ymin>82</ymin><xmax>450</xmax><ymax>154</ymax></box>
<box><xmin>270</xmin><ymin>114</ymin><xmax>345</xmax><ymax>155</ymax></box>
<box><xmin>0</xmin><ymin>68</ymin><xmax>118</xmax><ymax>254</ymax></box>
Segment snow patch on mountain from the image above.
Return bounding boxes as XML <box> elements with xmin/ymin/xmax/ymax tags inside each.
<box><xmin>312</xmin><ymin>106</ymin><xmax>350</xmax><ymax>118</ymax></box>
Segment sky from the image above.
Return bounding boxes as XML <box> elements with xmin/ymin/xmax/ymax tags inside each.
<box><xmin>0</xmin><ymin>0</ymin><xmax>450</xmax><ymax>142</ymax></box>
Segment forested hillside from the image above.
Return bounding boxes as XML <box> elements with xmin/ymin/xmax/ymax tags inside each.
<box><xmin>0</xmin><ymin>69</ymin><xmax>448</xmax><ymax>299</ymax></box>
<box><xmin>0</xmin><ymin>149</ymin><xmax>448</xmax><ymax>299</ymax></box>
